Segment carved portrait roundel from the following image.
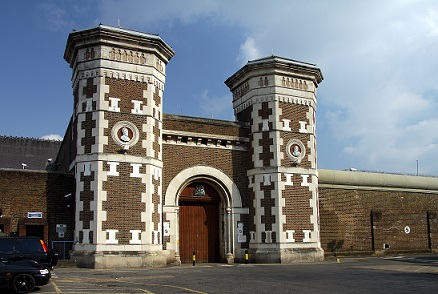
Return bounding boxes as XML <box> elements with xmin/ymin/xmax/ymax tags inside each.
<box><xmin>111</xmin><ymin>121</ymin><xmax>139</xmax><ymax>148</ymax></box>
<box><xmin>286</xmin><ymin>139</ymin><xmax>306</xmax><ymax>163</ymax></box>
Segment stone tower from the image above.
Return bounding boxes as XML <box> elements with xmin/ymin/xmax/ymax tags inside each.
<box><xmin>64</xmin><ymin>25</ymin><xmax>174</xmax><ymax>268</ymax></box>
<box><xmin>225</xmin><ymin>56</ymin><xmax>324</xmax><ymax>262</ymax></box>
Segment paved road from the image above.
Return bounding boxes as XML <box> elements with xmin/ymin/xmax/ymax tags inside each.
<box><xmin>31</xmin><ymin>255</ymin><xmax>438</xmax><ymax>293</ymax></box>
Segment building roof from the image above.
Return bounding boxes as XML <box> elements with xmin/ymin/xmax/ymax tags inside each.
<box><xmin>224</xmin><ymin>55</ymin><xmax>323</xmax><ymax>90</ymax></box>
<box><xmin>64</xmin><ymin>24</ymin><xmax>175</xmax><ymax>68</ymax></box>
<box><xmin>0</xmin><ymin>136</ymin><xmax>62</xmax><ymax>170</ymax></box>
<box><xmin>318</xmin><ymin>169</ymin><xmax>438</xmax><ymax>193</ymax></box>
<box><xmin>247</xmin><ymin>55</ymin><xmax>318</xmax><ymax>68</ymax></box>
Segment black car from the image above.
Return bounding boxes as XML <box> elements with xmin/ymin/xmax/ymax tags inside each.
<box><xmin>0</xmin><ymin>237</ymin><xmax>58</xmax><ymax>270</ymax></box>
<box><xmin>0</xmin><ymin>257</ymin><xmax>51</xmax><ymax>293</ymax></box>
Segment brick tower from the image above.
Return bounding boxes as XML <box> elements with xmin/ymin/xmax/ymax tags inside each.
<box><xmin>225</xmin><ymin>56</ymin><xmax>324</xmax><ymax>262</ymax></box>
<box><xmin>64</xmin><ymin>25</ymin><xmax>174</xmax><ymax>268</ymax></box>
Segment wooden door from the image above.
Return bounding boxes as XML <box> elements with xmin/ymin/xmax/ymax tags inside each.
<box><xmin>179</xmin><ymin>182</ymin><xmax>220</xmax><ymax>263</ymax></box>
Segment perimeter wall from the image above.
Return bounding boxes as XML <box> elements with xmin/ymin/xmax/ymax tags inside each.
<box><xmin>319</xmin><ymin>169</ymin><xmax>438</xmax><ymax>256</ymax></box>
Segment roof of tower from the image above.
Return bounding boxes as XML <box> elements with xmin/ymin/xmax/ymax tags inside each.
<box><xmin>72</xmin><ymin>24</ymin><xmax>162</xmax><ymax>40</ymax></box>
<box><xmin>224</xmin><ymin>55</ymin><xmax>323</xmax><ymax>89</ymax></box>
<box><xmin>247</xmin><ymin>55</ymin><xmax>318</xmax><ymax>68</ymax></box>
<box><xmin>64</xmin><ymin>24</ymin><xmax>175</xmax><ymax>67</ymax></box>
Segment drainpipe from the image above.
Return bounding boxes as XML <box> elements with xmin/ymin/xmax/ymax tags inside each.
<box><xmin>370</xmin><ymin>210</ymin><xmax>375</xmax><ymax>253</ymax></box>
<box><xmin>427</xmin><ymin>211</ymin><xmax>432</xmax><ymax>252</ymax></box>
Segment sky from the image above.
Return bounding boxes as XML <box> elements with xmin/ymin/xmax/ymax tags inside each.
<box><xmin>1</xmin><ymin>0</ymin><xmax>437</xmax><ymax>176</ymax></box>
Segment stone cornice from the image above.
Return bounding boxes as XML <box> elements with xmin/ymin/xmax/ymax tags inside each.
<box><xmin>162</xmin><ymin>129</ymin><xmax>248</xmax><ymax>151</ymax></box>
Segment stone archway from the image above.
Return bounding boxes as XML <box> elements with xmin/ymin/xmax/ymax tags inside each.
<box><xmin>163</xmin><ymin>165</ymin><xmax>244</xmax><ymax>264</ymax></box>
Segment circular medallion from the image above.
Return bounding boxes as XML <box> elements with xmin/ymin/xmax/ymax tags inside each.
<box><xmin>111</xmin><ymin>121</ymin><xmax>139</xmax><ymax>148</ymax></box>
<box><xmin>286</xmin><ymin>139</ymin><xmax>306</xmax><ymax>163</ymax></box>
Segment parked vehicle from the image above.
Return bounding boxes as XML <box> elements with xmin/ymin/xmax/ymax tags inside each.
<box><xmin>0</xmin><ymin>237</ymin><xmax>58</xmax><ymax>270</ymax></box>
<box><xmin>0</xmin><ymin>257</ymin><xmax>51</xmax><ymax>293</ymax></box>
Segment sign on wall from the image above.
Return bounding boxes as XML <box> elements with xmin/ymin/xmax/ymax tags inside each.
<box><xmin>56</xmin><ymin>224</ymin><xmax>67</xmax><ymax>238</ymax></box>
<box><xmin>238</xmin><ymin>223</ymin><xmax>246</xmax><ymax>243</ymax></box>
<box><xmin>27</xmin><ymin>212</ymin><xmax>42</xmax><ymax>219</ymax></box>
<box><xmin>163</xmin><ymin>222</ymin><xmax>170</xmax><ymax>237</ymax></box>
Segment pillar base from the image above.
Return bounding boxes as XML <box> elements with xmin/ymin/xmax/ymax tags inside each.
<box><xmin>225</xmin><ymin>252</ymin><xmax>234</xmax><ymax>264</ymax></box>
<box><xmin>71</xmin><ymin>251</ymin><xmax>167</xmax><ymax>268</ymax></box>
<box><xmin>249</xmin><ymin>247</ymin><xmax>324</xmax><ymax>263</ymax></box>
<box><xmin>173</xmin><ymin>253</ymin><xmax>182</xmax><ymax>265</ymax></box>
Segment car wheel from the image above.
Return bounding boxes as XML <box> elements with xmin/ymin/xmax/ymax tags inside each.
<box><xmin>11</xmin><ymin>273</ymin><xmax>36</xmax><ymax>294</ymax></box>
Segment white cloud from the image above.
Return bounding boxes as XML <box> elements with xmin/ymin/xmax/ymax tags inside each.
<box><xmin>97</xmin><ymin>0</ymin><xmax>223</xmax><ymax>29</ymax></box>
<box><xmin>198</xmin><ymin>90</ymin><xmax>234</xmax><ymax>121</ymax></box>
<box><xmin>41</xmin><ymin>134</ymin><xmax>63</xmax><ymax>141</ymax></box>
<box><xmin>35</xmin><ymin>2</ymin><xmax>74</xmax><ymax>31</ymax></box>
<box><xmin>425</xmin><ymin>8</ymin><xmax>438</xmax><ymax>37</ymax></box>
<box><xmin>237</xmin><ymin>37</ymin><xmax>261</xmax><ymax>65</ymax></box>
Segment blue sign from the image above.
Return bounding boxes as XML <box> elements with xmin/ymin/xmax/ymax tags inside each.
<box><xmin>27</xmin><ymin>212</ymin><xmax>43</xmax><ymax>219</ymax></box>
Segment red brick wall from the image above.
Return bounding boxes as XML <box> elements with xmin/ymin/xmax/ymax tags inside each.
<box><xmin>163</xmin><ymin>117</ymin><xmax>245</xmax><ymax>137</ymax></box>
<box><xmin>236</xmin><ymin>106</ymin><xmax>252</xmax><ymax>124</ymax></box>
<box><xmin>279</xmin><ymin>102</ymin><xmax>314</xmax><ymax>169</ymax></box>
<box><xmin>104</xmin><ymin>78</ymin><xmax>148</xmax><ymax>113</ymax></box>
<box><xmin>54</xmin><ymin>118</ymin><xmax>75</xmax><ymax>173</ymax></box>
<box><xmin>46</xmin><ymin>172</ymin><xmax>75</xmax><ymax>256</ymax></box>
<box><xmin>0</xmin><ymin>170</ymin><xmax>74</xmax><ymax>245</ymax></box>
<box><xmin>103</xmin><ymin>78</ymin><xmax>152</xmax><ymax>156</ymax></box>
<box><xmin>163</xmin><ymin>145</ymin><xmax>249</xmax><ymax>198</ymax></box>
<box><xmin>282</xmin><ymin>174</ymin><xmax>314</xmax><ymax>241</ymax></box>
<box><xmin>319</xmin><ymin>188</ymin><xmax>438</xmax><ymax>255</ymax></box>
<box><xmin>79</xmin><ymin>172</ymin><xmax>94</xmax><ymax>232</ymax></box>
<box><xmin>102</xmin><ymin>163</ymin><xmax>145</xmax><ymax>244</ymax></box>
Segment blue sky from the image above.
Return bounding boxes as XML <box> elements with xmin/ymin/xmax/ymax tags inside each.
<box><xmin>1</xmin><ymin>0</ymin><xmax>438</xmax><ymax>175</ymax></box>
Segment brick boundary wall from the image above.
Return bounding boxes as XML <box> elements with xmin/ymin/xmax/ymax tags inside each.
<box><xmin>0</xmin><ymin>169</ymin><xmax>75</xmax><ymax>257</ymax></box>
<box><xmin>319</xmin><ymin>169</ymin><xmax>438</xmax><ymax>256</ymax></box>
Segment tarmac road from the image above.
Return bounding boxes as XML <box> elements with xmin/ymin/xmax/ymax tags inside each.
<box><xmin>33</xmin><ymin>255</ymin><xmax>438</xmax><ymax>293</ymax></box>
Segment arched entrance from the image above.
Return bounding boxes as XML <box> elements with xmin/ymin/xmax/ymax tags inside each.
<box><xmin>164</xmin><ymin>165</ymin><xmax>246</xmax><ymax>264</ymax></box>
<box><xmin>179</xmin><ymin>182</ymin><xmax>220</xmax><ymax>263</ymax></box>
